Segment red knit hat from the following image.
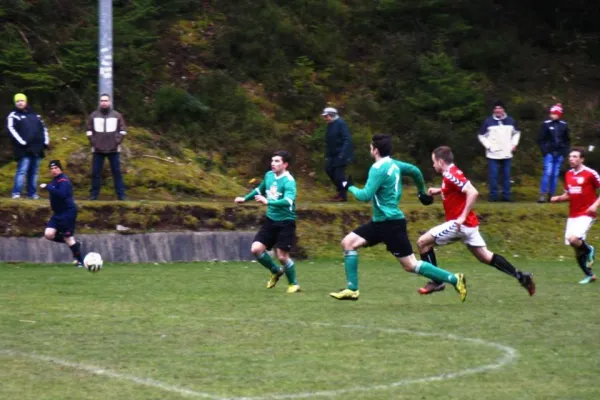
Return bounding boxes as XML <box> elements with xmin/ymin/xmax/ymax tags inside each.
<box><xmin>550</xmin><ymin>103</ymin><xmax>563</xmax><ymax>117</ymax></box>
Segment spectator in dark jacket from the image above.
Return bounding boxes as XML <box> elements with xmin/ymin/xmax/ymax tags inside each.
<box><xmin>6</xmin><ymin>93</ymin><xmax>49</xmax><ymax>199</ymax></box>
<box><xmin>322</xmin><ymin>107</ymin><xmax>354</xmax><ymax>201</ymax></box>
<box><xmin>537</xmin><ymin>103</ymin><xmax>571</xmax><ymax>203</ymax></box>
<box><xmin>86</xmin><ymin>94</ymin><xmax>127</xmax><ymax>200</ymax></box>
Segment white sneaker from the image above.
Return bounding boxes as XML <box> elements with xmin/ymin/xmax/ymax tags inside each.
<box><xmin>11</xmin><ymin>194</ymin><xmax>20</xmax><ymax>199</ymax></box>
<box><xmin>29</xmin><ymin>194</ymin><xmax>40</xmax><ymax>200</ymax></box>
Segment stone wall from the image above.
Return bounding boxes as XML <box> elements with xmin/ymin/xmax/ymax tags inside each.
<box><xmin>0</xmin><ymin>231</ymin><xmax>255</xmax><ymax>263</ymax></box>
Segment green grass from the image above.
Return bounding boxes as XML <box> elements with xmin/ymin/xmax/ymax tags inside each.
<box><xmin>1</xmin><ymin>260</ymin><xmax>599</xmax><ymax>399</ymax></box>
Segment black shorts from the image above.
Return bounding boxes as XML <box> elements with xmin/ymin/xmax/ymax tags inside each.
<box><xmin>353</xmin><ymin>219</ymin><xmax>413</xmax><ymax>258</ymax></box>
<box><xmin>47</xmin><ymin>211</ymin><xmax>77</xmax><ymax>238</ymax></box>
<box><xmin>254</xmin><ymin>218</ymin><xmax>296</xmax><ymax>252</ymax></box>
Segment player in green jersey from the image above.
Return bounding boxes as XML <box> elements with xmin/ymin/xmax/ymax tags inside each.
<box><xmin>235</xmin><ymin>150</ymin><xmax>300</xmax><ymax>293</ymax></box>
<box><xmin>329</xmin><ymin>134</ymin><xmax>467</xmax><ymax>302</ymax></box>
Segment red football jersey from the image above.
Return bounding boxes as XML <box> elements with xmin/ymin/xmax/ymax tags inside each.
<box><xmin>565</xmin><ymin>166</ymin><xmax>600</xmax><ymax>218</ymax></box>
<box><xmin>441</xmin><ymin>164</ymin><xmax>479</xmax><ymax>227</ymax></box>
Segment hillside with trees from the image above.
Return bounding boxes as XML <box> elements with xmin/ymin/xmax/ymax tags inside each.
<box><xmin>2</xmin><ymin>0</ymin><xmax>600</xmax><ymax>196</ymax></box>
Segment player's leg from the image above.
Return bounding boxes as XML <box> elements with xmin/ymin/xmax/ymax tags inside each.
<box><xmin>398</xmin><ymin>254</ymin><xmax>467</xmax><ymax>303</ymax></box>
<box><xmin>468</xmin><ymin>245</ymin><xmax>535</xmax><ymax>296</ymax></box>
<box><xmin>565</xmin><ymin>217</ymin><xmax>596</xmax><ymax>284</ymax></box>
<box><xmin>416</xmin><ymin>230</ymin><xmax>445</xmax><ymax>294</ymax></box>
<box><xmin>386</xmin><ymin>220</ymin><xmax>466</xmax><ymax>302</ymax></box>
<box><xmin>63</xmin><ymin>214</ymin><xmax>83</xmax><ymax>267</ymax></box>
<box><xmin>64</xmin><ymin>235</ymin><xmax>83</xmax><ymax>267</ymax></box>
<box><xmin>329</xmin><ymin>227</ymin><xmax>370</xmax><ymax>300</ymax></box>
<box><xmin>274</xmin><ymin>220</ymin><xmax>300</xmax><ymax>293</ymax></box>
<box><xmin>44</xmin><ymin>227</ymin><xmax>61</xmax><ymax>242</ymax></box>
<box><xmin>276</xmin><ymin>248</ymin><xmax>300</xmax><ymax>293</ymax></box>
<box><xmin>251</xmin><ymin>219</ymin><xmax>283</xmax><ymax>288</ymax></box>
<box><xmin>45</xmin><ymin>216</ymin><xmax>65</xmax><ymax>243</ymax></box>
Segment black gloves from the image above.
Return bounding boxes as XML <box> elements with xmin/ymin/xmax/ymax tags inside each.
<box><xmin>418</xmin><ymin>192</ymin><xmax>434</xmax><ymax>206</ymax></box>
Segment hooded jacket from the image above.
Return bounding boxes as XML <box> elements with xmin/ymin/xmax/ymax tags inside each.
<box><xmin>6</xmin><ymin>106</ymin><xmax>49</xmax><ymax>160</ymax></box>
<box><xmin>86</xmin><ymin>107</ymin><xmax>127</xmax><ymax>153</ymax></box>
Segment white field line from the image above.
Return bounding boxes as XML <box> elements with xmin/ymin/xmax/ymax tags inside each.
<box><xmin>1</xmin><ymin>318</ymin><xmax>518</xmax><ymax>399</ymax></box>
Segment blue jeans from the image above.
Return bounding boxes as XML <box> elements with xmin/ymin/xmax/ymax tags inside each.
<box><xmin>12</xmin><ymin>156</ymin><xmax>41</xmax><ymax>197</ymax></box>
<box><xmin>488</xmin><ymin>158</ymin><xmax>511</xmax><ymax>201</ymax></box>
<box><xmin>91</xmin><ymin>152</ymin><xmax>125</xmax><ymax>199</ymax></box>
<box><xmin>539</xmin><ymin>153</ymin><xmax>564</xmax><ymax>195</ymax></box>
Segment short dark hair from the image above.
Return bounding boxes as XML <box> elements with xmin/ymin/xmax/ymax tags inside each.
<box><xmin>99</xmin><ymin>93</ymin><xmax>111</xmax><ymax>99</ymax></box>
<box><xmin>273</xmin><ymin>150</ymin><xmax>291</xmax><ymax>164</ymax></box>
<box><xmin>371</xmin><ymin>134</ymin><xmax>392</xmax><ymax>157</ymax></box>
<box><xmin>432</xmin><ymin>146</ymin><xmax>454</xmax><ymax>163</ymax></box>
<box><xmin>570</xmin><ymin>147</ymin><xmax>586</xmax><ymax>159</ymax></box>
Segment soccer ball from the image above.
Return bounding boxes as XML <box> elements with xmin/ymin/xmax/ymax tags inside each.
<box><xmin>83</xmin><ymin>252</ymin><xmax>103</xmax><ymax>272</ymax></box>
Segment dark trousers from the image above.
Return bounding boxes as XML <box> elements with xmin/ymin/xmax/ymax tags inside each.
<box><xmin>488</xmin><ymin>158</ymin><xmax>511</xmax><ymax>201</ymax></box>
<box><xmin>325</xmin><ymin>161</ymin><xmax>347</xmax><ymax>200</ymax></box>
<box><xmin>91</xmin><ymin>152</ymin><xmax>125</xmax><ymax>199</ymax></box>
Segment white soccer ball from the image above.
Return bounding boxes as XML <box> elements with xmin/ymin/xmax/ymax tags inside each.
<box><xmin>83</xmin><ymin>252</ymin><xmax>103</xmax><ymax>272</ymax></box>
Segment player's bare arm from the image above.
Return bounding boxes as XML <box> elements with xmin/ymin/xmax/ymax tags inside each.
<box><xmin>456</xmin><ymin>183</ymin><xmax>478</xmax><ymax>229</ymax></box>
<box><xmin>234</xmin><ymin>197</ymin><xmax>245</xmax><ymax>203</ymax></box>
<box><xmin>550</xmin><ymin>192</ymin><xmax>570</xmax><ymax>203</ymax></box>
<box><xmin>586</xmin><ymin>193</ymin><xmax>600</xmax><ymax>215</ymax></box>
<box><xmin>428</xmin><ymin>187</ymin><xmax>442</xmax><ymax>196</ymax></box>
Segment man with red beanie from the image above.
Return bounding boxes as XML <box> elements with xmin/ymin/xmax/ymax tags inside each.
<box><xmin>537</xmin><ymin>103</ymin><xmax>571</xmax><ymax>203</ymax></box>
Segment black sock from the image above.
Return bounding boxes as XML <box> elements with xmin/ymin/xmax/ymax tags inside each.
<box><xmin>420</xmin><ymin>248</ymin><xmax>438</xmax><ymax>266</ymax></box>
<box><xmin>580</xmin><ymin>240</ymin><xmax>592</xmax><ymax>256</ymax></box>
<box><xmin>52</xmin><ymin>232</ymin><xmax>64</xmax><ymax>243</ymax></box>
<box><xmin>490</xmin><ymin>254</ymin><xmax>521</xmax><ymax>280</ymax></box>
<box><xmin>420</xmin><ymin>249</ymin><xmax>443</xmax><ymax>284</ymax></box>
<box><xmin>69</xmin><ymin>241</ymin><xmax>83</xmax><ymax>264</ymax></box>
<box><xmin>575</xmin><ymin>246</ymin><xmax>593</xmax><ymax>276</ymax></box>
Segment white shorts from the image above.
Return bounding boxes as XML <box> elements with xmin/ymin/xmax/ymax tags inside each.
<box><xmin>429</xmin><ymin>220</ymin><xmax>486</xmax><ymax>247</ymax></box>
<box><xmin>564</xmin><ymin>216</ymin><xmax>595</xmax><ymax>245</ymax></box>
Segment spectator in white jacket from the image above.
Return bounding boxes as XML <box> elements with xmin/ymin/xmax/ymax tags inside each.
<box><xmin>478</xmin><ymin>100</ymin><xmax>520</xmax><ymax>202</ymax></box>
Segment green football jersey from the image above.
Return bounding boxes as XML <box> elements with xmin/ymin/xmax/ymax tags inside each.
<box><xmin>243</xmin><ymin>170</ymin><xmax>296</xmax><ymax>221</ymax></box>
<box><xmin>348</xmin><ymin>156</ymin><xmax>426</xmax><ymax>222</ymax></box>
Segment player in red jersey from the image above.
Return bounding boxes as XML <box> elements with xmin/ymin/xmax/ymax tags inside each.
<box><xmin>416</xmin><ymin>146</ymin><xmax>535</xmax><ymax>295</ymax></box>
<box><xmin>550</xmin><ymin>147</ymin><xmax>600</xmax><ymax>284</ymax></box>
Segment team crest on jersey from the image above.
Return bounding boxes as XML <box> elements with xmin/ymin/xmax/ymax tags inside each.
<box><xmin>267</xmin><ymin>184</ymin><xmax>281</xmax><ymax>200</ymax></box>
<box><xmin>577</xmin><ymin>177</ymin><xmax>585</xmax><ymax>184</ymax></box>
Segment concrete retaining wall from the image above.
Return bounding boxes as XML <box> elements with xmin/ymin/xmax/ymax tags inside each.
<box><xmin>0</xmin><ymin>231</ymin><xmax>255</xmax><ymax>263</ymax></box>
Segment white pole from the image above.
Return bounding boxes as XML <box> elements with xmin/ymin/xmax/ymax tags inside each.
<box><xmin>98</xmin><ymin>0</ymin><xmax>113</xmax><ymax>101</ymax></box>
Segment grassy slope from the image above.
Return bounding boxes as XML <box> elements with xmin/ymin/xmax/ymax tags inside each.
<box><xmin>0</xmin><ymin>261</ymin><xmax>598</xmax><ymax>399</ymax></box>
<box><xmin>0</xmin><ymin>122</ymin><xmax>249</xmax><ymax>200</ymax></box>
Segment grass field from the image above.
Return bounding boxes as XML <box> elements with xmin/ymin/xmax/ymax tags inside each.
<box><xmin>1</xmin><ymin>259</ymin><xmax>599</xmax><ymax>399</ymax></box>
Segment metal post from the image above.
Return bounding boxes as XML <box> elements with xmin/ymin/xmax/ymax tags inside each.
<box><xmin>98</xmin><ymin>0</ymin><xmax>113</xmax><ymax>101</ymax></box>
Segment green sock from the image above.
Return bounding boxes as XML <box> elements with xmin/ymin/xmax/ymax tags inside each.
<box><xmin>415</xmin><ymin>261</ymin><xmax>458</xmax><ymax>285</ymax></box>
<box><xmin>257</xmin><ymin>252</ymin><xmax>281</xmax><ymax>274</ymax></box>
<box><xmin>283</xmin><ymin>259</ymin><xmax>298</xmax><ymax>285</ymax></box>
<box><xmin>344</xmin><ymin>250</ymin><xmax>359</xmax><ymax>290</ymax></box>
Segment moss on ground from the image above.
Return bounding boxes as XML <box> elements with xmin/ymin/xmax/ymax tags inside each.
<box><xmin>0</xmin><ymin>199</ymin><xmax>588</xmax><ymax>261</ymax></box>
